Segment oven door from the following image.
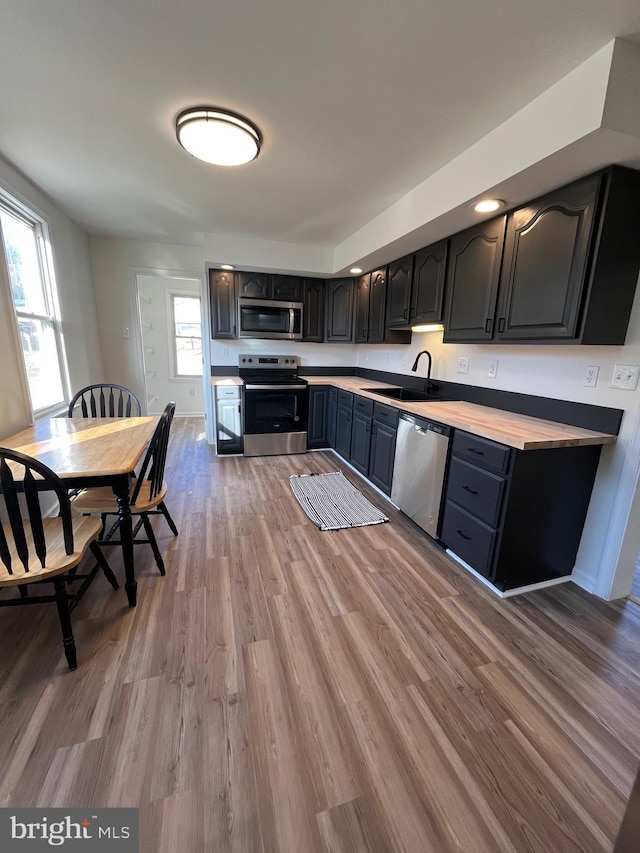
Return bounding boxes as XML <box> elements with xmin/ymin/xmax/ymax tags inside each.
<box><xmin>243</xmin><ymin>384</ymin><xmax>308</xmax><ymax>435</ymax></box>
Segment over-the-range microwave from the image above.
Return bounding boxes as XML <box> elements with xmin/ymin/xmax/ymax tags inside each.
<box><xmin>237</xmin><ymin>297</ymin><xmax>303</xmax><ymax>340</ymax></box>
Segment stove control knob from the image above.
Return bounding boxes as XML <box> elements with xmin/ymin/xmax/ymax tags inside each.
<box><xmin>248</xmin><ymin>358</ymin><xmax>253</xmax><ymax>363</ymax></box>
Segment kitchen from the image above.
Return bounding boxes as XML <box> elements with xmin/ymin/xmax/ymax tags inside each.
<box><xmin>0</xmin><ymin>3</ymin><xmax>640</xmax><ymax>849</ymax></box>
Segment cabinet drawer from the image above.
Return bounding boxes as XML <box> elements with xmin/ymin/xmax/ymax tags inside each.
<box><xmin>215</xmin><ymin>385</ymin><xmax>241</xmax><ymax>400</ymax></box>
<box><xmin>353</xmin><ymin>395</ymin><xmax>374</xmax><ymax>416</ymax></box>
<box><xmin>451</xmin><ymin>430</ymin><xmax>510</xmax><ymax>473</ymax></box>
<box><xmin>373</xmin><ymin>402</ymin><xmax>399</xmax><ymax>427</ymax></box>
<box><xmin>338</xmin><ymin>390</ymin><xmax>354</xmax><ymax>408</ymax></box>
<box><xmin>446</xmin><ymin>457</ymin><xmax>506</xmax><ymax>527</ymax></box>
<box><xmin>440</xmin><ymin>501</ymin><xmax>496</xmax><ymax>578</ymax></box>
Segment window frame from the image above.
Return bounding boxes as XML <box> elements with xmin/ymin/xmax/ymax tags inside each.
<box><xmin>167</xmin><ymin>290</ymin><xmax>203</xmax><ymax>381</ymax></box>
<box><xmin>0</xmin><ymin>188</ymin><xmax>69</xmax><ymax>417</ymax></box>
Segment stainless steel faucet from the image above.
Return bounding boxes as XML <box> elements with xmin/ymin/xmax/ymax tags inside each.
<box><xmin>411</xmin><ymin>349</ymin><xmax>434</xmax><ymax>391</ymax></box>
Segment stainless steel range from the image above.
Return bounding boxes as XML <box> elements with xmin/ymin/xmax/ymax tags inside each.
<box><xmin>239</xmin><ymin>354</ymin><xmax>308</xmax><ymax>456</ymax></box>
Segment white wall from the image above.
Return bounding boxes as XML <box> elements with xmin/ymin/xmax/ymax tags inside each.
<box><xmin>0</xmin><ymin>155</ymin><xmax>103</xmax><ymax>439</ymax></box>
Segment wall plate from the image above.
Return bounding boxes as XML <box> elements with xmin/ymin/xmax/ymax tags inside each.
<box><xmin>457</xmin><ymin>357</ymin><xmax>469</xmax><ymax>374</ymax></box>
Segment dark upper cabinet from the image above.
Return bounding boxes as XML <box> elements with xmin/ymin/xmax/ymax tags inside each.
<box><xmin>325</xmin><ymin>279</ymin><xmax>355</xmax><ymax>342</ymax></box>
<box><xmin>238</xmin><ymin>272</ymin><xmax>270</xmax><ymax>299</ymax></box>
<box><xmin>354</xmin><ymin>274</ymin><xmax>371</xmax><ymax>344</ymax></box>
<box><xmin>496</xmin><ymin>167</ymin><xmax>640</xmax><ymax>344</ymax></box>
<box><xmin>238</xmin><ymin>272</ymin><xmax>302</xmax><ymax>301</ymax></box>
<box><xmin>495</xmin><ymin>174</ymin><xmax>599</xmax><ymax>341</ymax></box>
<box><xmin>410</xmin><ymin>239</ymin><xmax>448</xmax><ymax>325</ymax></box>
<box><xmin>368</xmin><ymin>269</ymin><xmax>388</xmax><ymax>342</ymax></box>
<box><xmin>443</xmin><ymin>217</ymin><xmax>507</xmax><ymax>342</ymax></box>
<box><xmin>209</xmin><ymin>269</ymin><xmax>237</xmax><ymax>339</ymax></box>
<box><xmin>272</xmin><ymin>275</ymin><xmax>302</xmax><ymax>301</ymax></box>
<box><xmin>386</xmin><ymin>255</ymin><xmax>413</xmax><ymax>327</ymax></box>
<box><xmin>302</xmin><ymin>278</ymin><xmax>325</xmax><ymax>342</ymax></box>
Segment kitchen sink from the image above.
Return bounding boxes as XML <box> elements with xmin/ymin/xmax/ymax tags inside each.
<box><xmin>360</xmin><ymin>387</ymin><xmax>453</xmax><ymax>403</ymax></box>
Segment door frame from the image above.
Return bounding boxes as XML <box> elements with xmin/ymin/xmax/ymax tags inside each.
<box><xmin>130</xmin><ymin>267</ymin><xmax>213</xmax><ymax>441</ymax></box>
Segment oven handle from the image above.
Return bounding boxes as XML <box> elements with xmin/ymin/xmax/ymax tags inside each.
<box><xmin>244</xmin><ymin>383</ymin><xmax>308</xmax><ymax>391</ymax></box>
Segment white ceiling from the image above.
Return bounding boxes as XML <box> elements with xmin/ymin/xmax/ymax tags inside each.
<box><xmin>2</xmin><ymin>0</ymin><xmax>640</xmax><ymax>259</ymax></box>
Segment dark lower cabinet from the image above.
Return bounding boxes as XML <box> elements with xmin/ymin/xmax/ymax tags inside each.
<box><xmin>350</xmin><ymin>396</ymin><xmax>374</xmax><ymax>475</ymax></box>
<box><xmin>335</xmin><ymin>391</ymin><xmax>354</xmax><ymax>458</ymax></box>
<box><xmin>368</xmin><ymin>403</ymin><xmax>399</xmax><ymax>495</ymax></box>
<box><xmin>440</xmin><ymin>429</ymin><xmax>602</xmax><ymax>591</ymax></box>
<box><xmin>307</xmin><ymin>386</ymin><xmax>329</xmax><ymax>448</ymax></box>
<box><xmin>209</xmin><ymin>269</ymin><xmax>237</xmax><ymax>339</ymax></box>
<box><xmin>326</xmin><ymin>387</ymin><xmax>338</xmax><ymax>448</ymax></box>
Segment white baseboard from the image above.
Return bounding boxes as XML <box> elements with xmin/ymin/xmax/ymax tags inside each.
<box><xmin>445</xmin><ymin>549</ymin><xmax>572</xmax><ymax>598</ymax></box>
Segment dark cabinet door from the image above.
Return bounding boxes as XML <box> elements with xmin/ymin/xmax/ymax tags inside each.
<box><xmin>354</xmin><ymin>274</ymin><xmax>370</xmax><ymax>343</ymax></box>
<box><xmin>368</xmin><ymin>269</ymin><xmax>388</xmax><ymax>342</ymax></box>
<box><xmin>335</xmin><ymin>404</ymin><xmax>353</xmax><ymax>458</ymax></box>
<box><xmin>443</xmin><ymin>217</ymin><xmax>506</xmax><ymax>342</ymax></box>
<box><xmin>350</xmin><ymin>410</ymin><xmax>372</xmax><ymax>476</ymax></box>
<box><xmin>238</xmin><ymin>272</ymin><xmax>270</xmax><ymax>299</ymax></box>
<box><xmin>411</xmin><ymin>240</ymin><xmax>448</xmax><ymax>325</ymax></box>
<box><xmin>325</xmin><ymin>279</ymin><xmax>355</xmax><ymax>342</ymax></box>
<box><xmin>302</xmin><ymin>278</ymin><xmax>325</xmax><ymax>342</ymax></box>
<box><xmin>209</xmin><ymin>269</ymin><xmax>237</xmax><ymax>339</ymax></box>
<box><xmin>368</xmin><ymin>421</ymin><xmax>397</xmax><ymax>495</ymax></box>
<box><xmin>386</xmin><ymin>256</ymin><xmax>413</xmax><ymax>326</ymax></box>
<box><xmin>495</xmin><ymin>174</ymin><xmax>600</xmax><ymax>341</ymax></box>
<box><xmin>272</xmin><ymin>275</ymin><xmax>302</xmax><ymax>301</ymax></box>
<box><xmin>327</xmin><ymin>387</ymin><xmax>338</xmax><ymax>447</ymax></box>
<box><xmin>307</xmin><ymin>386</ymin><xmax>329</xmax><ymax>448</ymax></box>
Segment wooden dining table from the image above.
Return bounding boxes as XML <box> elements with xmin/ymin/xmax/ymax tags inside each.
<box><xmin>1</xmin><ymin>416</ymin><xmax>158</xmax><ymax>606</ymax></box>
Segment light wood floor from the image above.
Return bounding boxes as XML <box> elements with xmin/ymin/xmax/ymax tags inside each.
<box><xmin>1</xmin><ymin>416</ymin><xmax>639</xmax><ymax>852</ymax></box>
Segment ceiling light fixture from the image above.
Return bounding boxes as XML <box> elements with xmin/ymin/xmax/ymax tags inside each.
<box><xmin>473</xmin><ymin>199</ymin><xmax>504</xmax><ymax>214</ymax></box>
<box><xmin>175</xmin><ymin>107</ymin><xmax>262</xmax><ymax>166</ymax></box>
<box><xmin>220</xmin><ymin>264</ymin><xmax>235</xmax><ymax>270</ymax></box>
<box><xmin>350</xmin><ymin>267</ymin><xmax>363</xmax><ymax>274</ymax></box>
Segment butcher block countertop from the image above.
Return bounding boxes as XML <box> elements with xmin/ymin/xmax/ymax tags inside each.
<box><xmin>304</xmin><ymin>376</ymin><xmax>617</xmax><ymax>451</ymax></box>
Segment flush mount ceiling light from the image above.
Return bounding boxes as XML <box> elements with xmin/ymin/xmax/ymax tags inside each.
<box><xmin>175</xmin><ymin>107</ymin><xmax>262</xmax><ymax>166</ymax></box>
<box><xmin>473</xmin><ymin>198</ymin><xmax>504</xmax><ymax>213</ymax></box>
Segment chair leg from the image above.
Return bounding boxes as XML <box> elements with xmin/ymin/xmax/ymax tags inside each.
<box><xmin>159</xmin><ymin>501</ymin><xmax>179</xmax><ymax>536</ymax></box>
<box><xmin>140</xmin><ymin>514</ymin><xmax>166</xmax><ymax>575</ymax></box>
<box><xmin>89</xmin><ymin>541</ymin><xmax>119</xmax><ymax>590</ymax></box>
<box><xmin>53</xmin><ymin>577</ymin><xmax>77</xmax><ymax>671</ymax></box>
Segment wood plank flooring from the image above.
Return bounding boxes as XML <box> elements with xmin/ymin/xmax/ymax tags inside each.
<box><xmin>1</xmin><ymin>416</ymin><xmax>639</xmax><ymax>852</ymax></box>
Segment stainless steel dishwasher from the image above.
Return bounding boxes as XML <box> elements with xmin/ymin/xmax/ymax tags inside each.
<box><xmin>391</xmin><ymin>413</ymin><xmax>451</xmax><ymax>539</ymax></box>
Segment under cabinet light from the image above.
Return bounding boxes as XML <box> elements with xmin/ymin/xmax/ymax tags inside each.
<box><xmin>411</xmin><ymin>323</ymin><xmax>444</xmax><ymax>333</ymax></box>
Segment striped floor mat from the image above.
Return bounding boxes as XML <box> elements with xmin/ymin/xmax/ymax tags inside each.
<box><xmin>289</xmin><ymin>471</ymin><xmax>389</xmax><ymax>531</ymax></box>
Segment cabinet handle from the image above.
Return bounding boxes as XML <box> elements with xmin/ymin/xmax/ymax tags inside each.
<box><xmin>498</xmin><ymin>317</ymin><xmax>505</xmax><ymax>333</ymax></box>
<box><xmin>366</xmin><ymin>423</ymin><xmax>370</xmax><ymax>433</ymax></box>
<box><xmin>347</xmin><ymin>413</ymin><xmax>351</xmax><ymax>422</ymax></box>
<box><xmin>456</xmin><ymin>529</ymin><xmax>472</xmax><ymax>541</ymax></box>
<box><xmin>462</xmin><ymin>485</ymin><xmax>478</xmax><ymax>495</ymax></box>
<box><xmin>485</xmin><ymin>318</ymin><xmax>492</xmax><ymax>334</ymax></box>
<box><xmin>363</xmin><ymin>328</ymin><xmax>367</xmax><ymax>337</ymax></box>
<box><xmin>468</xmin><ymin>448</ymin><xmax>484</xmax><ymax>456</ymax></box>
<box><xmin>403</xmin><ymin>308</ymin><xmax>408</xmax><ymax>319</ymax></box>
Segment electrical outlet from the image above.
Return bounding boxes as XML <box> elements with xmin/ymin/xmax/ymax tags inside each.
<box><xmin>457</xmin><ymin>357</ymin><xmax>469</xmax><ymax>374</ymax></box>
<box><xmin>611</xmin><ymin>364</ymin><xmax>640</xmax><ymax>390</ymax></box>
<box><xmin>222</xmin><ymin>346</ymin><xmax>230</xmax><ymax>357</ymax></box>
<box><xmin>487</xmin><ymin>360</ymin><xmax>498</xmax><ymax>379</ymax></box>
<box><xmin>583</xmin><ymin>365</ymin><xmax>599</xmax><ymax>387</ymax></box>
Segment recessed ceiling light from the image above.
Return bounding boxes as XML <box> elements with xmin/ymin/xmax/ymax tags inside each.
<box><xmin>473</xmin><ymin>199</ymin><xmax>504</xmax><ymax>213</ymax></box>
<box><xmin>350</xmin><ymin>267</ymin><xmax>363</xmax><ymax>274</ymax></box>
<box><xmin>220</xmin><ymin>264</ymin><xmax>235</xmax><ymax>270</ymax></box>
<box><xmin>175</xmin><ymin>107</ymin><xmax>262</xmax><ymax>166</ymax></box>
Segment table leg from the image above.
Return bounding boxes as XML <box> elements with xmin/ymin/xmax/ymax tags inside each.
<box><xmin>114</xmin><ymin>481</ymin><xmax>137</xmax><ymax>607</ymax></box>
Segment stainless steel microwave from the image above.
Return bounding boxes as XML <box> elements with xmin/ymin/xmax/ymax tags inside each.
<box><xmin>237</xmin><ymin>298</ymin><xmax>303</xmax><ymax>340</ymax></box>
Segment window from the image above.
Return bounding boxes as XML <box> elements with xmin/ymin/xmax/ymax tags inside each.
<box><xmin>0</xmin><ymin>197</ymin><xmax>67</xmax><ymax>414</ymax></box>
<box><xmin>171</xmin><ymin>293</ymin><xmax>202</xmax><ymax>377</ymax></box>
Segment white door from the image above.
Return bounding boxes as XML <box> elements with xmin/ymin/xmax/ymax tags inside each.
<box><xmin>136</xmin><ymin>274</ymin><xmax>204</xmax><ymax>416</ymax></box>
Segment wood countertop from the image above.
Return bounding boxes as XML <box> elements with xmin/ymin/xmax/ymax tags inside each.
<box><xmin>304</xmin><ymin>376</ymin><xmax>616</xmax><ymax>451</ymax></box>
<box><xmin>212</xmin><ymin>374</ymin><xmax>616</xmax><ymax>450</ymax></box>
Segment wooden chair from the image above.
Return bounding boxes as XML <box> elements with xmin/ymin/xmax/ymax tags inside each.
<box><xmin>0</xmin><ymin>448</ymin><xmax>118</xmax><ymax>671</ymax></box>
<box><xmin>72</xmin><ymin>402</ymin><xmax>178</xmax><ymax>575</ymax></box>
<box><xmin>68</xmin><ymin>383</ymin><xmax>142</xmax><ymax>418</ymax></box>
